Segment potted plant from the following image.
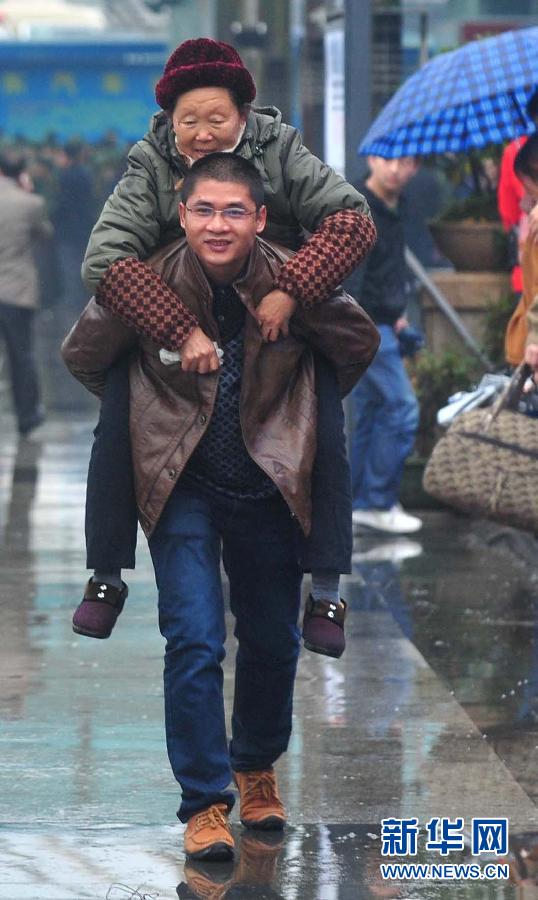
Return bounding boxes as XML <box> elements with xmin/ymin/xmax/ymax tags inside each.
<box><xmin>428</xmin><ymin>150</ymin><xmax>509</xmax><ymax>272</ymax></box>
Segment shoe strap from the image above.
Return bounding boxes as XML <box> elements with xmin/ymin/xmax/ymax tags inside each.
<box><xmin>305</xmin><ymin>595</ymin><xmax>346</xmax><ymax>626</ymax></box>
<box><xmin>83</xmin><ymin>580</ymin><xmax>126</xmax><ymax>608</ymax></box>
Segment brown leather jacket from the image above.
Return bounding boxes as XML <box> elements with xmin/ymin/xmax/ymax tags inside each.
<box><xmin>62</xmin><ymin>237</ymin><xmax>378</xmax><ymax>538</ymax></box>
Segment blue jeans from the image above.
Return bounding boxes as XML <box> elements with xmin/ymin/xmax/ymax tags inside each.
<box><xmin>350</xmin><ymin>324</ymin><xmax>419</xmax><ymax>511</ymax></box>
<box><xmin>148</xmin><ymin>481</ymin><xmax>302</xmax><ymax>823</ymax></box>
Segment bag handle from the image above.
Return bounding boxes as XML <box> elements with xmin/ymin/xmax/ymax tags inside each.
<box><xmin>487</xmin><ymin>363</ymin><xmax>532</xmax><ymax>424</ymax></box>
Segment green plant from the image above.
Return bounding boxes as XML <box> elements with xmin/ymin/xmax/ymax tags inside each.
<box><xmin>435</xmin><ymin>146</ymin><xmax>503</xmax><ymax>222</ymax></box>
<box><xmin>482</xmin><ymin>291</ymin><xmax>519</xmax><ymax>367</ymax></box>
<box><xmin>438</xmin><ymin>193</ymin><xmax>499</xmax><ymax>222</ymax></box>
<box><xmin>411</xmin><ymin>349</ymin><xmax>481</xmax><ymax>456</ymax></box>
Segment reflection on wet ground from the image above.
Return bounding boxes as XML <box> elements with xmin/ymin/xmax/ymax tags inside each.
<box><xmin>2</xmin><ymin>409</ymin><xmax>538</xmax><ymax>898</ymax></box>
<box><xmin>2</xmin><ymin>822</ymin><xmax>532</xmax><ymax>899</ymax></box>
<box><xmin>369</xmin><ymin>517</ymin><xmax>538</xmax><ymax>807</ymax></box>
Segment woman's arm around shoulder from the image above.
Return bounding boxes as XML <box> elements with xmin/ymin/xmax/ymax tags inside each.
<box><xmin>81</xmin><ymin>142</ymin><xmax>162</xmax><ymax>293</ymax></box>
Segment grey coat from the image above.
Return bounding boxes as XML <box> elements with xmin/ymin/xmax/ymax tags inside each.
<box><xmin>0</xmin><ymin>178</ymin><xmax>52</xmax><ymax>310</ymax></box>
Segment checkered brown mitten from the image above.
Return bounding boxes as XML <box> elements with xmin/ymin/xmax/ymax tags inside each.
<box><xmin>95</xmin><ymin>257</ymin><xmax>199</xmax><ymax>351</ymax></box>
<box><xmin>273</xmin><ymin>209</ymin><xmax>376</xmax><ymax>306</ymax></box>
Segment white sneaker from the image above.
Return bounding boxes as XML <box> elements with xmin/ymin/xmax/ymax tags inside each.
<box><xmin>352</xmin><ymin>538</ymin><xmax>423</xmax><ymax>564</ymax></box>
<box><xmin>352</xmin><ymin>504</ymin><xmax>422</xmax><ymax>535</ymax></box>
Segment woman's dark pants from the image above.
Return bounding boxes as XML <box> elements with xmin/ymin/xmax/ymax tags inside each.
<box><xmin>85</xmin><ymin>353</ymin><xmax>352</xmax><ymax>575</ymax></box>
<box><xmin>85</xmin><ymin>358</ymin><xmax>137</xmax><ymax>569</ymax></box>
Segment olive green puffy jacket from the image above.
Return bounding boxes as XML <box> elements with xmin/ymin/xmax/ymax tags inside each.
<box><xmin>82</xmin><ymin>106</ymin><xmax>370</xmax><ymax>292</ymax></box>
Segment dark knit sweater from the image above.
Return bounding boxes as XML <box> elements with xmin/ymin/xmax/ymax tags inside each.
<box><xmin>183</xmin><ymin>283</ymin><xmax>278</xmax><ymax>500</ymax></box>
<box><xmin>348</xmin><ymin>183</ymin><xmax>411</xmax><ymax>327</ymax></box>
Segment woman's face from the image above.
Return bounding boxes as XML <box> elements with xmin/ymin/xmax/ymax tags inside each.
<box><xmin>172</xmin><ymin>87</ymin><xmax>247</xmax><ymax>161</ymax></box>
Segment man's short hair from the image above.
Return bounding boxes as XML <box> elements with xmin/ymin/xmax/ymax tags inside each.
<box><xmin>514</xmin><ymin>133</ymin><xmax>538</xmax><ymax>183</ymax></box>
<box><xmin>0</xmin><ymin>154</ymin><xmax>26</xmax><ymax>180</ymax></box>
<box><xmin>181</xmin><ymin>153</ymin><xmax>264</xmax><ymax>209</ymax></box>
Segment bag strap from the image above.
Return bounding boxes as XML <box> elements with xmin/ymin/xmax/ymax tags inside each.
<box><xmin>487</xmin><ymin>363</ymin><xmax>532</xmax><ymax>426</ymax></box>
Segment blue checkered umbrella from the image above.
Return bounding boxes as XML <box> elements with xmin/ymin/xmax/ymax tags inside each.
<box><xmin>359</xmin><ymin>27</ymin><xmax>538</xmax><ymax>158</ymax></box>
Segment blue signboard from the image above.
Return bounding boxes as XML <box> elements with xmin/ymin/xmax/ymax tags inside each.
<box><xmin>0</xmin><ymin>40</ymin><xmax>167</xmax><ymax>141</ymax></box>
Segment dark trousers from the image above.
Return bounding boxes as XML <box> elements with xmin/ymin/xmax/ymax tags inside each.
<box><xmin>85</xmin><ymin>353</ymin><xmax>352</xmax><ymax>574</ymax></box>
<box><xmin>0</xmin><ymin>304</ymin><xmax>42</xmax><ymax>434</ymax></box>
<box><xmin>149</xmin><ymin>481</ymin><xmax>302</xmax><ymax>820</ymax></box>
<box><xmin>85</xmin><ymin>358</ymin><xmax>137</xmax><ymax>569</ymax></box>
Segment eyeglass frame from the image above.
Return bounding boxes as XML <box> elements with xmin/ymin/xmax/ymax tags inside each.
<box><xmin>183</xmin><ymin>204</ymin><xmax>261</xmax><ymax>221</ymax></box>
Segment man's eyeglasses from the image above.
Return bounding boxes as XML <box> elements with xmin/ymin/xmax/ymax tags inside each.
<box><xmin>185</xmin><ymin>205</ymin><xmax>258</xmax><ymax>221</ymax></box>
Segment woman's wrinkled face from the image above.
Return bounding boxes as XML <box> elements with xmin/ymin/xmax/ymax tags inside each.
<box><xmin>172</xmin><ymin>87</ymin><xmax>247</xmax><ymax>161</ymax></box>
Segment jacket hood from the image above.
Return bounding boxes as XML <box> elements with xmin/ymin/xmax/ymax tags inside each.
<box><xmin>244</xmin><ymin>106</ymin><xmax>282</xmax><ymax>146</ymax></box>
<box><xmin>145</xmin><ymin>110</ymin><xmax>182</xmax><ymax>167</ymax></box>
<box><xmin>144</xmin><ymin>106</ymin><xmax>283</xmax><ymax>166</ymax></box>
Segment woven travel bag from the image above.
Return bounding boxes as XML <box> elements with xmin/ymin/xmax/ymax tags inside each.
<box><xmin>423</xmin><ymin>364</ymin><xmax>538</xmax><ymax>533</ymax></box>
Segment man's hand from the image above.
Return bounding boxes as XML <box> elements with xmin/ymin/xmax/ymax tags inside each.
<box><xmin>256</xmin><ymin>289</ymin><xmax>297</xmax><ymax>342</ymax></box>
<box><xmin>393</xmin><ymin>317</ymin><xmax>409</xmax><ymax>334</ymax></box>
<box><xmin>524</xmin><ymin>342</ymin><xmax>538</xmax><ymax>373</ymax></box>
<box><xmin>180</xmin><ymin>326</ymin><xmax>221</xmax><ymax>373</ymax></box>
<box><xmin>529</xmin><ymin>203</ymin><xmax>538</xmax><ymax>243</ymax></box>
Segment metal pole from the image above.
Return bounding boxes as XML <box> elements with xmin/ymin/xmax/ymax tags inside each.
<box><xmin>237</xmin><ymin>0</ymin><xmax>263</xmax><ymax>98</ymax></box>
<box><xmin>289</xmin><ymin>0</ymin><xmax>306</xmax><ymax>131</ymax></box>
<box><xmin>344</xmin><ymin>0</ymin><xmax>372</xmax><ymax>184</ymax></box>
<box><xmin>168</xmin><ymin>0</ymin><xmax>216</xmax><ymax>48</ymax></box>
<box><xmin>419</xmin><ymin>10</ymin><xmax>428</xmax><ymax>67</ymax></box>
<box><xmin>241</xmin><ymin>0</ymin><xmax>259</xmax><ymax>25</ymax></box>
<box><xmin>404</xmin><ymin>247</ymin><xmax>494</xmax><ymax>370</ymax></box>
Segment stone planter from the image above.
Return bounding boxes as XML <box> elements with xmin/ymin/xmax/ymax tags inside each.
<box><xmin>420</xmin><ymin>270</ymin><xmax>512</xmax><ymax>356</ymax></box>
<box><xmin>429</xmin><ymin>220</ymin><xmax>508</xmax><ymax>272</ymax></box>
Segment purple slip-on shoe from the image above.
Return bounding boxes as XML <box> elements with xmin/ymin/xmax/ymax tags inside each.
<box><xmin>72</xmin><ymin>579</ymin><xmax>128</xmax><ymax>639</ymax></box>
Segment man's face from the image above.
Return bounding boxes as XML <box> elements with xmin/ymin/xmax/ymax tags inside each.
<box><xmin>179</xmin><ymin>178</ymin><xmax>267</xmax><ymax>283</ymax></box>
<box><xmin>367</xmin><ymin>155</ymin><xmax>418</xmax><ymax>195</ymax></box>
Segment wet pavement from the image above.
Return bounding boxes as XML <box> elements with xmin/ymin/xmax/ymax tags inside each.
<box><xmin>2</xmin><ymin>399</ymin><xmax>538</xmax><ymax>898</ymax></box>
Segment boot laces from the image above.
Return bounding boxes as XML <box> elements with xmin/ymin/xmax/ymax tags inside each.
<box><xmin>194</xmin><ymin>804</ymin><xmax>228</xmax><ymax>832</ymax></box>
<box><xmin>244</xmin><ymin>771</ymin><xmax>278</xmax><ymax>802</ymax></box>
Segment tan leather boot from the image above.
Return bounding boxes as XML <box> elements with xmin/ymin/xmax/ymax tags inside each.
<box><xmin>184</xmin><ymin>803</ymin><xmax>234</xmax><ymax>861</ymax></box>
<box><xmin>233</xmin><ymin>769</ymin><xmax>286</xmax><ymax>830</ymax></box>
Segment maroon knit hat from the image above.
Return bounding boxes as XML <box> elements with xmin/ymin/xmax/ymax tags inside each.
<box><xmin>155</xmin><ymin>38</ymin><xmax>256</xmax><ymax>111</ymax></box>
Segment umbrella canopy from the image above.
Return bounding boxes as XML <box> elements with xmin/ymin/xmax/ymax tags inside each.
<box><xmin>359</xmin><ymin>27</ymin><xmax>538</xmax><ymax>158</ymax></box>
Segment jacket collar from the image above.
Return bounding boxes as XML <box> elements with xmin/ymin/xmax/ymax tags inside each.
<box><xmin>181</xmin><ymin>239</ymin><xmax>275</xmax><ymax>313</ymax></box>
<box><xmin>148</xmin><ymin>234</ymin><xmax>291</xmax><ymax>317</ymax></box>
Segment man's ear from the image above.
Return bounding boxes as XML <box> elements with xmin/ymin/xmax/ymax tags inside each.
<box><xmin>255</xmin><ymin>205</ymin><xmax>267</xmax><ymax>234</ymax></box>
<box><xmin>179</xmin><ymin>201</ymin><xmax>186</xmax><ymax>228</ymax></box>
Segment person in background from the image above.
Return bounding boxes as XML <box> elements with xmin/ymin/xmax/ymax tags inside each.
<box><xmin>498</xmin><ymin>89</ymin><xmax>538</xmax><ymax>296</ymax></box>
<box><xmin>54</xmin><ymin>140</ymin><xmax>96</xmax><ymax>313</ymax></box>
<box><xmin>0</xmin><ymin>155</ymin><xmax>52</xmax><ymax>436</ymax></box>
<box><xmin>349</xmin><ymin>155</ymin><xmax>422</xmax><ymax>535</ymax></box>
<box><xmin>505</xmin><ymin>134</ymin><xmax>538</xmax><ymax>374</ymax></box>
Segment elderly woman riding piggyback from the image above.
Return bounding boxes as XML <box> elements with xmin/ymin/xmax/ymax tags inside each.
<box><xmin>83</xmin><ymin>39</ymin><xmax>376</xmax><ymax>327</ymax></box>
<box><xmin>70</xmin><ymin>38</ymin><xmax>378</xmax><ymax>657</ymax></box>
